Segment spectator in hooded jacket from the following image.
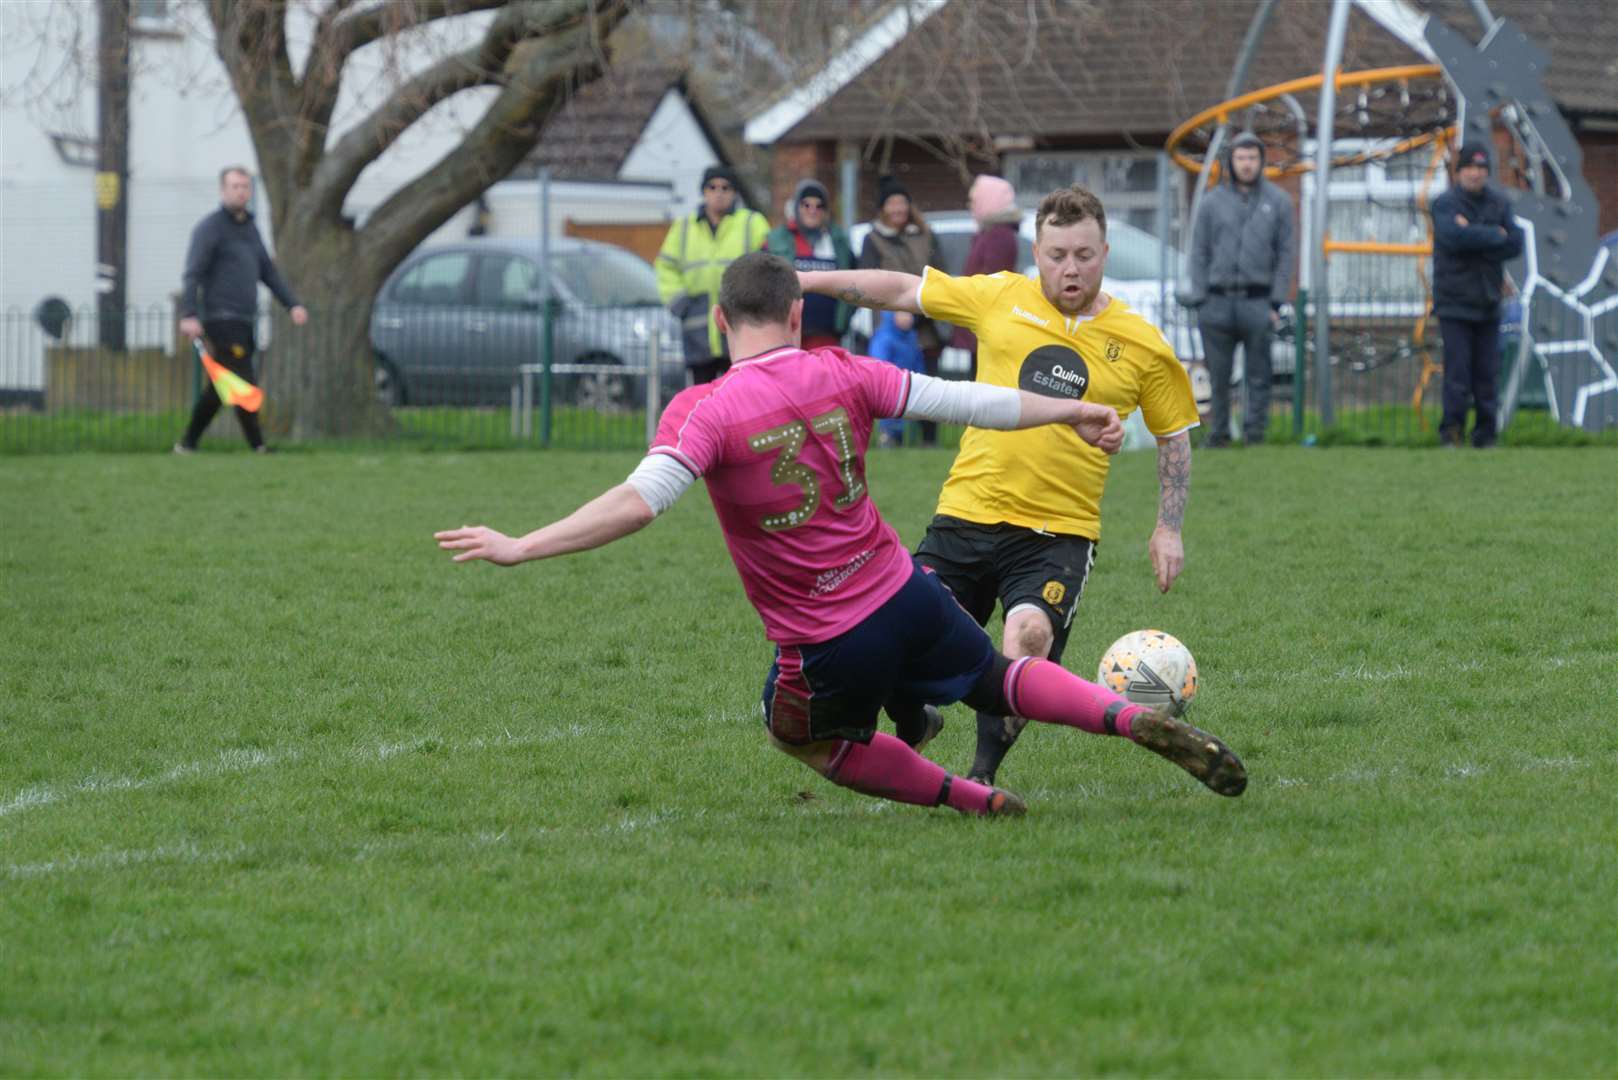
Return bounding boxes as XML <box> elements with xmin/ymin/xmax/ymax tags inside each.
<box><xmin>766</xmin><ymin>178</ymin><xmax>855</xmax><ymax>349</ymax></box>
<box><xmin>870</xmin><ymin>309</ymin><xmax>926</xmax><ymax>448</ymax></box>
<box><xmin>858</xmin><ymin>175</ymin><xmax>945</xmax><ymax>445</ymax></box>
<box><xmin>1183</xmin><ymin>131</ymin><xmax>1295</xmax><ymax>448</ymax></box>
<box><xmin>1431</xmin><ymin>141</ymin><xmax>1524</xmax><ymax>448</ymax></box>
<box><xmin>952</xmin><ymin>175</ymin><xmax>1023</xmax><ymax>379</ymax></box>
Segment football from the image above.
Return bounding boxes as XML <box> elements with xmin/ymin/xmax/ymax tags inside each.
<box><xmin>1097</xmin><ymin>629</ymin><xmax>1199</xmax><ymax>716</ymax></box>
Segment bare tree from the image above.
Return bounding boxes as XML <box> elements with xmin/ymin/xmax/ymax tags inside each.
<box><xmin>191</xmin><ymin>0</ymin><xmax>629</xmax><ymax>439</ymax></box>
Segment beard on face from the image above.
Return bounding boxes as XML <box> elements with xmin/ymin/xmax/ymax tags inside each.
<box><xmin>1043</xmin><ymin>275</ymin><xmax>1100</xmax><ymax>316</ymax></box>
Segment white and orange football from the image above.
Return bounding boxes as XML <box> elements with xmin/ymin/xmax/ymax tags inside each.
<box><xmin>1097</xmin><ymin>629</ymin><xmax>1198</xmax><ymax>716</ymax></box>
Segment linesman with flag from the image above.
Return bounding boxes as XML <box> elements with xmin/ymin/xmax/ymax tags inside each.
<box><xmin>175</xmin><ymin>166</ymin><xmax>307</xmax><ymax>454</ymax></box>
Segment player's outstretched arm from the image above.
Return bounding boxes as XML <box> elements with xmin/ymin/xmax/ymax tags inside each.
<box><xmin>799</xmin><ymin>269</ymin><xmax>923</xmax><ymax>313</ymax></box>
<box><xmin>435</xmin><ymin>484</ymin><xmax>656</xmax><ymax>567</ymax></box>
<box><xmin>1017</xmin><ymin>395</ymin><xmax>1125</xmax><ymax>453</ymax></box>
<box><xmin>901</xmin><ymin>374</ymin><xmax>1124</xmax><ymax>453</ymax></box>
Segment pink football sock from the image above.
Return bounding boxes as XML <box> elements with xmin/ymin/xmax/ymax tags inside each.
<box><xmin>824</xmin><ymin>732</ymin><xmax>998</xmax><ymax>814</ymax></box>
<box><xmin>1002</xmin><ymin>656</ymin><xmax>1149</xmax><ymax>738</ymax></box>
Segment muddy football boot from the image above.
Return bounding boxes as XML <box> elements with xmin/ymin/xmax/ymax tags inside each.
<box><xmin>982</xmin><ymin>787</ymin><xmax>1028</xmax><ymax>817</ymax></box>
<box><xmin>938</xmin><ymin>774</ymin><xmax>1028</xmax><ymax>817</ymax></box>
<box><xmin>1130</xmin><ymin>708</ymin><xmax>1248</xmax><ymax>797</ymax></box>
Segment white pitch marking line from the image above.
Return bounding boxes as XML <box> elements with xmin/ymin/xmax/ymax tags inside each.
<box><xmin>0</xmin><ymin>726</ymin><xmax>614</xmax><ymax>823</ymax></box>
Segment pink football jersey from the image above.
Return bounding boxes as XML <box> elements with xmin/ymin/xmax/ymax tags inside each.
<box><xmin>650</xmin><ymin>346</ymin><xmax>915</xmax><ymax>644</ymax></box>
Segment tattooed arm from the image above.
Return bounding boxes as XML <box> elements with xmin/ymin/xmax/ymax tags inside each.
<box><xmin>798</xmin><ymin>269</ymin><xmax>924</xmax><ymax>314</ymax></box>
<box><xmin>1148</xmin><ymin>431</ymin><xmax>1191</xmax><ymax>593</ymax></box>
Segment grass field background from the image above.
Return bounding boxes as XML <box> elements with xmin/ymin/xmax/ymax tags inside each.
<box><xmin>3</xmin><ymin>445</ymin><xmax>1615</xmax><ymax>1076</ymax></box>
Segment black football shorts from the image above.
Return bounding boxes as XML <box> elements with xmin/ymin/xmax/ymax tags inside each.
<box><xmin>914</xmin><ymin>514</ymin><xmax>1096</xmax><ymax>664</ymax></box>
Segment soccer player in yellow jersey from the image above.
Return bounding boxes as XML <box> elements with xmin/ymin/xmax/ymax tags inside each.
<box><xmin>799</xmin><ymin>184</ymin><xmax>1199</xmax><ymax>785</ymax></box>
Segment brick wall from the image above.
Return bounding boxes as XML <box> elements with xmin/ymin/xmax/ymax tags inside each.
<box><xmin>768</xmin><ymin>140</ymin><xmax>838</xmax><ymax>225</ymax></box>
<box><xmin>769</xmin><ymin>138</ymin><xmax>998</xmax><ymax>227</ymax></box>
<box><xmin>1578</xmin><ymin>131</ymin><xmax>1617</xmax><ymax>236</ymax></box>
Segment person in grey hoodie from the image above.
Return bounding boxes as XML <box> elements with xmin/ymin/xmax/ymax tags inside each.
<box><xmin>1183</xmin><ymin>131</ymin><xmax>1294</xmax><ymax>447</ymax></box>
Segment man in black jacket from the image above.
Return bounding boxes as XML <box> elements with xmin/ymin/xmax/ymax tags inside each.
<box><xmin>1431</xmin><ymin>142</ymin><xmax>1523</xmax><ymax>448</ymax></box>
<box><xmin>174</xmin><ymin>166</ymin><xmax>307</xmax><ymax>453</ymax></box>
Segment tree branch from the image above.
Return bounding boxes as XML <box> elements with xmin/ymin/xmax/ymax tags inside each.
<box><xmin>294</xmin><ymin>0</ymin><xmax>509</xmax><ymax>185</ymax></box>
<box><xmin>304</xmin><ymin>0</ymin><xmax>588</xmax><ymax>221</ymax></box>
<box><xmin>210</xmin><ymin>0</ymin><xmax>301</xmax><ymax>226</ymax></box>
<box><xmin>358</xmin><ymin>0</ymin><xmax>628</xmax><ymax>274</ymax></box>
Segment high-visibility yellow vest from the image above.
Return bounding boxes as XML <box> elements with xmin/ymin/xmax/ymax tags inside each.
<box><xmin>656</xmin><ymin>207</ymin><xmax>770</xmax><ymax>357</ymax></box>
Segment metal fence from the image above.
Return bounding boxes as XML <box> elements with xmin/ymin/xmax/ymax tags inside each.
<box><xmin>0</xmin><ymin>302</ymin><xmax>683</xmax><ymax>453</ymax></box>
<box><xmin>0</xmin><ymin>294</ymin><xmax>1596</xmax><ymax>453</ymax></box>
<box><xmin>1174</xmin><ymin>284</ymin><xmax>1600</xmax><ymax>445</ymax></box>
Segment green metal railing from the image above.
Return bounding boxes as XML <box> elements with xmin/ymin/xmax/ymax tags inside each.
<box><xmin>0</xmin><ymin>296</ymin><xmax>1599</xmax><ymax>453</ymax></box>
<box><xmin>0</xmin><ymin>302</ymin><xmax>682</xmax><ymax>453</ymax></box>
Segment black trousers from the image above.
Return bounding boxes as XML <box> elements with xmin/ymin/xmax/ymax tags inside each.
<box><xmin>1438</xmin><ymin>316</ymin><xmax>1500</xmax><ymax>446</ymax></box>
<box><xmin>181</xmin><ymin>320</ymin><xmax>263</xmax><ymax>449</ymax></box>
<box><xmin>916</xmin><ymin>348</ymin><xmax>941</xmax><ymax>446</ymax></box>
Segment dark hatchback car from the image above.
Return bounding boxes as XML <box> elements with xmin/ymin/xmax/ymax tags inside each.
<box><xmin>370</xmin><ymin>236</ymin><xmax>681</xmax><ymax>409</ymax></box>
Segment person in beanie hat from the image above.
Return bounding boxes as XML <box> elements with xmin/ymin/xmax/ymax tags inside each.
<box><xmin>857</xmin><ymin>174</ymin><xmax>945</xmax><ymax>443</ymax></box>
<box><xmin>766</xmin><ymin>178</ymin><xmax>855</xmax><ymax>348</ymax></box>
<box><xmin>1182</xmin><ymin>130</ymin><xmax>1295</xmax><ymax>447</ymax></box>
<box><xmin>656</xmin><ymin>163</ymin><xmax>769</xmax><ymax>383</ymax></box>
<box><xmin>1430</xmin><ymin>139</ymin><xmax>1523</xmax><ymax>447</ymax></box>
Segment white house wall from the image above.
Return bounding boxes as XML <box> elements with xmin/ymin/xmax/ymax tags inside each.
<box><xmin>1</xmin><ymin>2</ymin><xmax>504</xmax><ymax>342</ymax></box>
<box><xmin>618</xmin><ymin>90</ymin><xmax>722</xmax><ymax>218</ymax></box>
<box><xmin>479</xmin><ymin>179</ymin><xmax>677</xmax><ymax>238</ymax></box>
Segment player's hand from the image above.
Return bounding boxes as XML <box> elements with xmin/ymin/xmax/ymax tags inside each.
<box><xmin>1073</xmin><ymin>402</ymin><xmax>1124</xmax><ymax>454</ymax></box>
<box><xmin>1148</xmin><ymin>525</ymin><xmax>1184</xmax><ymax>593</ymax></box>
<box><xmin>289</xmin><ymin>305</ymin><xmax>309</xmax><ymax>326</ymax></box>
<box><xmin>178</xmin><ymin>316</ymin><xmax>203</xmax><ymax>340</ymax></box>
<box><xmin>435</xmin><ymin>525</ymin><xmax>524</xmax><ymax>566</ymax></box>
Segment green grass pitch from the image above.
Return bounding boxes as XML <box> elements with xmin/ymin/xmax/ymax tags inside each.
<box><xmin>2</xmin><ymin>445</ymin><xmax>1615</xmax><ymax>1076</ymax></box>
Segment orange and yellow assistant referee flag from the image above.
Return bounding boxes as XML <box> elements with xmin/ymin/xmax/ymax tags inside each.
<box><xmin>195</xmin><ymin>341</ymin><xmax>264</xmax><ymax>412</ymax></box>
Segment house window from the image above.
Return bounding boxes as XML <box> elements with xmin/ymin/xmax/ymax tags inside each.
<box><xmin>1300</xmin><ymin>139</ymin><xmax>1439</xmax><ymax>301</ymax></box>
<box><xmin>1001</xmin><ymin>151</ymin><xmax>1181</xmax><ymax>239</ymax></box>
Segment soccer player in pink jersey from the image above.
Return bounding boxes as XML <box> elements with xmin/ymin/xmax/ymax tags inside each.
<box><xmin>436</xmin><ymin>253</ymin><xmax>1246</xmax><ymax>816</ymax></box>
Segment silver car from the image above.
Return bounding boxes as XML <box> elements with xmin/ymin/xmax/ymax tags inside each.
<box><xmin>370</xmin><ymin>236</ymin><xmax>681</xmax><ymax>409</ymax></box>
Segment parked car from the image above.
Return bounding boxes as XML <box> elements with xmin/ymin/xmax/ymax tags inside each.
<box><xmin>370</xmin><ymin>237</ymin><xmax>681</xmax><ymax>409</ymax></box>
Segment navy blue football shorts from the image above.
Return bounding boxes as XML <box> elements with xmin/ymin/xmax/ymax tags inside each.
<box><xmin>761</xmin><ymin>560</ymin><xmax>998</xmax><ymax>745</ymax></box>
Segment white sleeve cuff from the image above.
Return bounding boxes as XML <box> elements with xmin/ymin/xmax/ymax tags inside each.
<box><xmin>626</xmin><ymin>454</ymin><xmax>696</xmax><ymax>516</ymax></box>
<box><xmin>902</xmin><ymin>373</ymin><xmax>1023</xmax><ymax>429</ymax></box>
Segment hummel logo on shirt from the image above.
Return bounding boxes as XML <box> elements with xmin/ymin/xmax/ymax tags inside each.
<box><xmin>1012</xmin><ymin>305</ymin><xmax>1049</xmax><ymax>328</ymax></box>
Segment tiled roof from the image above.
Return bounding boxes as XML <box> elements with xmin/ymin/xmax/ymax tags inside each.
<box><xmin>777</xmin><ymin>0</ymin><xmax>1616</xmax><ymax>142</ymax></box>
<box><xmin>1416</xmin><ymin>0</ymin><xmax>1618</xmax><ymax>116</ymax></box>
<box><xmin>520</xmin><ymin>64</ymin><xmax>688</xmax><ymax>180</ymax></box>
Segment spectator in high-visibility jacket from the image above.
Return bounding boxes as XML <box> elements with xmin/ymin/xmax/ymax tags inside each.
<box><xmin>657</xmin><ymin>165</ymin><xmax>769</xmax><ymax>384</ymax></box>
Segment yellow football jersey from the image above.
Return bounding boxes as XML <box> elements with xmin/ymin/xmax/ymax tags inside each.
<box><xmin>918</xmin><ymin>268</ymin><xmax>1199</xmax><ymax>540</ymax></box>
